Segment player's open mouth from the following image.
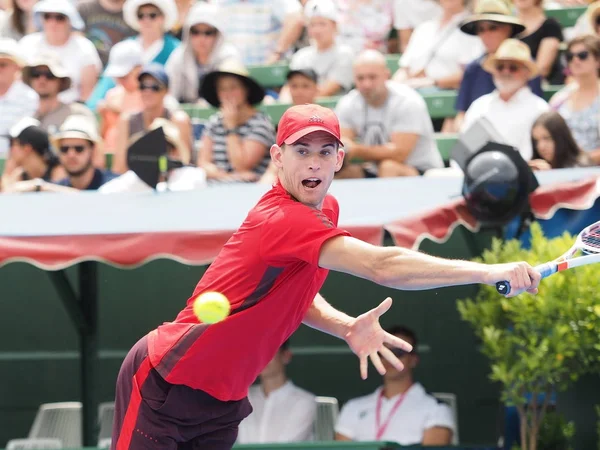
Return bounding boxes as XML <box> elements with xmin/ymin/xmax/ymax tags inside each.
<box><xmin>302</xmin><ymin>178</ymin><xmax>321</xmax><ymax>189</ymax></box>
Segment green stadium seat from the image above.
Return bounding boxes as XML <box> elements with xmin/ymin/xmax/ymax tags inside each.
<box><xmin>248</xmin><ymin>62</ymin><xmax>289</xmax><ymax>89</ymax></box>
<box><xmin>435</xmin><ymin>133</ymin><xmax>458</xmax><ymax>161</ymax></box>
<box><xmin>545</xmin><ymin>6</ymin><xmax>586</xmax><ymax>29</ymax></box>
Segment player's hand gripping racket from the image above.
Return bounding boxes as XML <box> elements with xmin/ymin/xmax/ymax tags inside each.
<box><xmin>496</xmin><ymin>221</ymin><xmax>600</xmax><ymax>295</ymax></box>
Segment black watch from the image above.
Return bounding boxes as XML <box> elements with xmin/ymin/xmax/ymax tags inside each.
<box><xmin>225</xmin><ymin>127</ymin><xmax>240</xmax><ymax>136</ymax></box>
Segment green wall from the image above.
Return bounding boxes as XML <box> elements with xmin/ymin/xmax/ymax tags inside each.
<box><xmin>0</xmin><ymin>228</ymin><xmax>502</xmax><ymax>447</ymax></box>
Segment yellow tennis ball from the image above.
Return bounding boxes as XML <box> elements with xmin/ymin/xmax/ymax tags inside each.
<box><xmin>193</xmin><ymin>291</ymin><xmax>230</xmax><ymax>324</ymax></box>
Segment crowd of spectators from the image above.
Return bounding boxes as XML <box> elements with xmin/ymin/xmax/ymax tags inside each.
<box><xmin>0</xmin><ymin>0</ymin><xmax>599</xmax><ymax>193</ymax></box>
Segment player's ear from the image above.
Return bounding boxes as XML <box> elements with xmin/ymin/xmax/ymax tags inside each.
<box><xmin>335</xmin><ymin>147</ymin><xmax>345</xmax><ymax>172</ymax></box>
<box><xmin>270</xmin><ymin>144</ymin><xmax>284</xmax><ymax>168</ymax></box>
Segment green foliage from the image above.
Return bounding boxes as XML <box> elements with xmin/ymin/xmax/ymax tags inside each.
<box><xmin>457</xmin><ymin>222</ymin><xmax>600</xmax><ymax>450</ymax></box>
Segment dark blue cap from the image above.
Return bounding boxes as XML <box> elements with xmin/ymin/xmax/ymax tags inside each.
<box><xmin>138</xmin><ymin>63</ymin><xmax>169</xmax><ymax>88</ymax></box>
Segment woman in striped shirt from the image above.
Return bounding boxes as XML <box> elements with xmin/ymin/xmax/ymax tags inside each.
<box><xmin>198</xmin><ymin>60</ymin><xmax>275</xmax><ymax>182</ymax></box>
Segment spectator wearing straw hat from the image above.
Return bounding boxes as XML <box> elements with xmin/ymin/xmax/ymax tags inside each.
<box><xmin>52</xmin><ymin>114</ymin><xmax>117</xmax><ymax>190</ymax></box>
<box><xmin>453</xmin><ymin>0</ymin><xmax>544</xmax><ymax>131</ymax></box>
<box><xmin>100</xmin><ymin>117</ymin><xmax>207</xmax><ymax>192</ymax></box>
<box><xmin>23</xmin><ymin>52</ymin><xmax>95</xmax><ymax>136</ymax></box>
<box><xmin>198</xmin><ymin>60</ymin><xmax>275</xmax><ymax>182</ymax></box>
<box><xmin>461</xmin><ymin>38</ymin><xmax>549</xmax><ymax>161</ymax></box>
<box><xmin>0</xmin><ymin>37</ymin><xmax>38</xmax><ymax>158</ymax></box>
<box><xmin>0</xmin><ymin>117</ymin><xmax>66</xmax><ymax>192</ymax></box>
<box><xmin>18</xmin><ymin>0</ymin><xmax>102</xmax><ymax>103</ymax></box>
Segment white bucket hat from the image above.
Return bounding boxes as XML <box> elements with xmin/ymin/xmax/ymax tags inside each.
<box><xmin>104</xmin><ymin>40</ymin><xmax>143</xmax><ymax>78</ymax></box>
<box><xmin>33</xmin><ymin>0</ymin><xmax>85</xmax><ymax>31</ymax></box>
<box><xmin>123</xmin><ymin>0</ymin><xmax>178</xmax><ymax>32</ymax></box>
<box><xmin>51</xmin><ymin>115</ymin><xmax>102</xmax><ymax>148</ymax></box>
<box><xmin>0</xmin><ymin>38</ymin><xmax>25</xmax><ymax>67</ymax></box>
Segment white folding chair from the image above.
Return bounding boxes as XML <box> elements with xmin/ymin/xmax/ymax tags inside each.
<box><xmin>98</xmin><ymin>437</ymin><xmax>112</xmax><ymax>448</ymax></box>
<box><xmin>432</xmin><ymin>392</ymin><xmax>459</xmax><ymax>445</ymax></box>
<box><xmin>6</xmin><ymin>438</ymin><xmax>63</xmax><ymax>449</ymax></box>
<box><xmin>313</xmin><ymin>396</ymin><xmax>339</xmax><ymax>441</ymax></box>
<box><xmin>97</xmin><ymin>401</ymin><xmax>115</xmax><ymax>445</ymax></box>
<box><xmin>28</xmin><ymin>402</ymin><xmax>82</xmax><ymax>448</ymax></box>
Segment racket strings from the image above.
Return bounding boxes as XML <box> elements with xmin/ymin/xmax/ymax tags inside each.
<box><xmin>581</xmin><ymin>227</ymin><xmax>600</xmax><ymax>254</ymax></box>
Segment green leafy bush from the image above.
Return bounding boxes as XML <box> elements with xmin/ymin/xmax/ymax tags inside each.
<box><xmin>458</xmin><ymin>222</ymin><xmax>600</xmax><ymax>450</ymax></box>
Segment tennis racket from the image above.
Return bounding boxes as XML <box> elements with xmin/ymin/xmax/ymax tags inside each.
<box><xmin>496</xmin><ymin>220</ymin><xmax>600</xmax><ymax>295</ymax></box>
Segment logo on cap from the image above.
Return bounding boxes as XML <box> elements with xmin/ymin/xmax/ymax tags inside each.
<box><xmin>308</xmin><ymin>115</ymin><xmax>324</xmax><ymax>124</ymax></box>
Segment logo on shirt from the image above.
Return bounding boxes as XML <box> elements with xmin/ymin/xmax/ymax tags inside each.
<box><xmin>308</xmin><ymin>115</ymin><xmax>324</xmax><ymax>124</ymax></box>
<box><xmin>359</xmin><ymin>409</ymin><xmax>370</xmax><ymax>419</ymax></box>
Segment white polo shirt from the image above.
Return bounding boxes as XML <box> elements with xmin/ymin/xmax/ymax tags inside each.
<box><xmin>237</xmin><ymin>381</ymin><xmax>317</xmax><ymax>444</ymax></box>
<box><xmin>400</xmin><ymin>12</ymin><xmax>484</xmax><ymax>80</ymax></box>
<box><xmin>393</xmin><ymin>0</ymin><xmax>442</xmax><ymax>30</ymax></box>
<box><xmin>461</xmin><ymin>86</ymin><xmax>550</xmax><ymax>161</ymax></box>
<box><xmin>0</xmin><ymin>80</ymin><xmax>39</xmax><ymax>157</ymax></box>
<box><xmin>335</xmin><ymin>383</ymin><xmax>455</xmax><ymax>446</ymax></box>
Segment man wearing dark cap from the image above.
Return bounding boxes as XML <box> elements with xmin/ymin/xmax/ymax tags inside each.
<box><xmin>113</xmin><ymin>63</ymin><xmax>191</xmax><ymax>174</ymax></box>
<box><xmin>1</xmin><ymin>117</ymin><xmax>66</xmax><ymax>192</ymax></box>
<box><xmin>286</xmin><ymin>69</ymin><xmax>318</xmax><ymax>106</ymax></box>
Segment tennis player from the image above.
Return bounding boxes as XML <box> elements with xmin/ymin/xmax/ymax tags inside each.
<box><xmin>112</xmin><ymin>104</ymin><xmax>540</xmax><ymax>450</ymax></box>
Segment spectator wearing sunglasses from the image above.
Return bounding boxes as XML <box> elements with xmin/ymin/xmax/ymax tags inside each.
<box><xmin>335</xmin><ymin>325</ymin><xmax>455</xmax><ymax>446</ymax></box>
<box><xmin>461</xmin><ymin>39</ymin><xmax>549</xmax><ymax>161</ymax></box>
<box><xmin>22</xmin><ymin>53</ymin><xmax>96</xmax><ymax>137</ymax></box>
<box><xmin>52</xmin><ymin>114</ymin><xmax>117</xmax><ymax>190</ymax></box>
<box><xmin>85</xmin><ymin>0</ymin><xmax>180</xmax><ymax>111</ymax></box>
<box><xmin>452</xmin><ymin>0</ymin><xmax>544</xmax><ymax>132</ymax></box>
<box><xmin>113</xmin><ymin>63</ymin><xmax>191</xmax><ymax>173</ymax></box>
<box><xmin>549</xmin><ymin>35</ymin><xmax>600</xmax><ymax>165</ymax></box>
<box><xmin>165</xmin><ymin>2</ymin><xmax>240</xmax><ymax>105</ymax></box>
<box><xmin>18</xmin><ymin>0</ymin><xmax>102</xmax><ymax>104</ymax></box>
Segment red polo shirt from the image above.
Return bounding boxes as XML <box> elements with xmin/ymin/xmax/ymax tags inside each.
<box><xmin>147</xmin><ymin>182</ymin><xmax>350</xmax><ymax>401</ymax></box>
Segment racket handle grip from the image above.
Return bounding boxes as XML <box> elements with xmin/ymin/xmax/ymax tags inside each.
<box><xmin>495</xmin><ymin>262</ymin><xmax>559</xmax><ymax>295</ymax></box>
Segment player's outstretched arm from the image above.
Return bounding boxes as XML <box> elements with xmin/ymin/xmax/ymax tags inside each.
<box><xmin>318</xmin><ymin>236</ymin><xmax>540</xmax><ymax>297</ymax></box>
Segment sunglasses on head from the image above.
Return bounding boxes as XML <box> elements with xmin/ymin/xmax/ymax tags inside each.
<box><xmin>30</xmin><ymin>68</ymin><xmax>56</xmax><ymax>79</ymax></box>
<box><xmin>43</xmin><ymin>13</ymin><xmax>67</xmax><ymax>21</ymax></box>
<box><xmin>495</xmin><ymin>62</ymin><xmax>521</xmax><ymax>73</ymax></box>
<box><xmin>137</xmin><ymin>11</ymin><xmax>160</xmax><ymax>20</ymax></box>
<box><xmin>566</xmin><ymin>50</ymin><xmax>590</xmax><ymax>63</ymax></box>
<box><xmin>139</xmin><ymin>82</ymin><xmax>162</xmax><ymax>92</ymax></box>
<box><xmin>476</xmin><ymin>23</ymin><xmax>499</xmax><ymax>34</ymax></box>
<box><xmin>190</xmin><ymin>27</ymin><xmax>218</xmax><ymax>37</ymax></box>
<box><xmin>59</xmin><ymin>145</ymin><xmax>87</xmax><ymax>154</ymax></box>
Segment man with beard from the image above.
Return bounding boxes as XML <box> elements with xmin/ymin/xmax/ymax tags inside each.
<box><xmin>53</xmin><ymin>114</ymin><xmax>117</xmax><ymax>190</ymax></box>
<box><xmin>460</xmin><ymin>39</ymin><xmax>549</xmax><ymax>162</ymax></box>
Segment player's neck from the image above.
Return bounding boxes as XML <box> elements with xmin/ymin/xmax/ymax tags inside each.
<box><xmin>261</xmin><ymin>374</ymin><xmax>288</xmax><ymax>397</ymax></box>
<box><xmin>382</xmin><ymin>377</ymin><xmax>414</xmax><ymax>399</ymax></box>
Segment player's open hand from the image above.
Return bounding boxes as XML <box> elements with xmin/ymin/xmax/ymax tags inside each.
<box><xmin>486</xmin><ymin>262</ymin><xmax>541</xmax><ymax>297</ymax></box>
<box><xmin>344</xmin><ymin>297</ymin><xmax>413</xmax><ymax>380</ymax></box>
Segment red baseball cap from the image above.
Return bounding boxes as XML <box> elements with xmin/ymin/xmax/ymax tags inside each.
<box><xmin>276</xmin><ymin>104</ymin><xmax>343</xmax><ymax>147</ymax></box>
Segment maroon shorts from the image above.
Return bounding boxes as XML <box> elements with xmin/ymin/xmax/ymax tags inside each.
<box><xmin>111</xmin><ymin>335</ymin><xmax>252</xmax><ymax>450</ymax></box>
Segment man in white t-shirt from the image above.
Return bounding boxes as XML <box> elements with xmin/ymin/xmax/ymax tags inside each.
<box><xmin>335</xmin><ymin>325</ymin><xmax>455</xmax><ymax>446</ymax></box>
<box><xmin>393</xmin><ymin>0</ymin><xmax>442</xmax><ymax>52</ymax></box>
<box><xmin>237</xmin><ymin>340</ymin><xmax>317</xmax><ymax>444</ymax></box>
<box><xmin>335</xmin><ymin>49</ymin><xmax>443</xmax><ymax>178</ymax></box>
<box><xmin>461</xmin><ymin>39</ymin><xmax>549</xmax><ymax>161</ymax></box>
